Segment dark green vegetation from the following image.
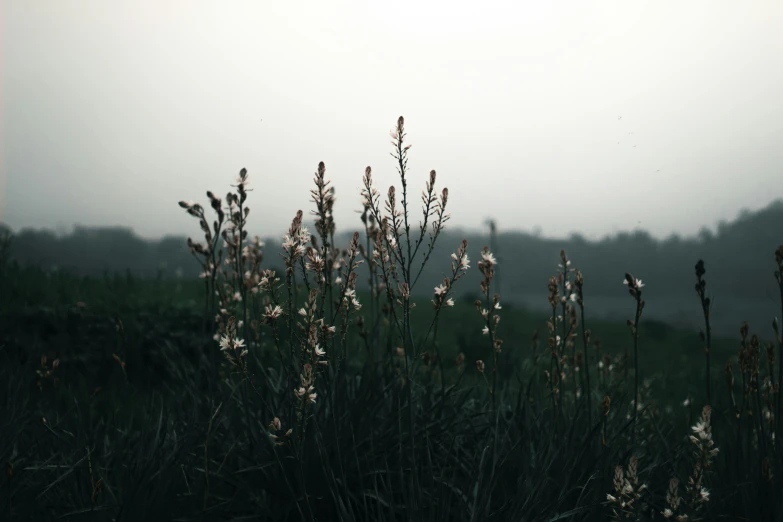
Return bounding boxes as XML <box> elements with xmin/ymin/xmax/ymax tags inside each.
<box><xmin>2</xmin><ymin>117</ymin><xmax>783</xmax><ymax>521</ymax></box>
<box><xmin>4</xmin><ymin>198</ymin><xmax>782</xmax><ymax>338</ymax></box>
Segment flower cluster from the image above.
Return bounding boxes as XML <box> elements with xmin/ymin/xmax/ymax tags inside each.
<box><xmin>606</xmin><ymin>456</ymin><xmax>647</xmax><ymax>520</ymax></box>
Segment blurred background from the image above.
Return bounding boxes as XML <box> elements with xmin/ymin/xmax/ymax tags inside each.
<box><xmin>2</xmin><ymin>0</ymin><xmax>782</xmax><ymax>335</ymax></box>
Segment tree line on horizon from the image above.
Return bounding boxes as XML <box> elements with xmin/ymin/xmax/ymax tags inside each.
<box><xmin>1</xmin><ymin>198</ymin><xmax>780</xmax><ymax>308</ymax></box>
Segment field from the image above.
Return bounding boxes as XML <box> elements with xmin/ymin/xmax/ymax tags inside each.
<box><xmin>2</xmin><ymin>118</ymin><xmax>783</xmax><ymax>522</ymax></box>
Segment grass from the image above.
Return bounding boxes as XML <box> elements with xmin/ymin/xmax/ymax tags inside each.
<box><xmin>1</xmin><ymin>117</ymin><xmax>782</xmax><ymax>521</ymax></box>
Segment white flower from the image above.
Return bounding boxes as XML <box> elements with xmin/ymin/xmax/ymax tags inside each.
<box><xmin>265</xmin><ymin>305</ymin><xmax>283</xmax><ymax>319</ymax></box>
<box><xmin>481</xmin><ymin>251</ymin><xmax>497</xmax><ymax>265</ymax></box>
<box><xmin>622</xmin><ymin>278</ymin><xmax>644</xmax><ymax>288</ymax></box>
<box><xmin>446</xmin><ymin>298</ymin><xmax>455</xmax><ymax>307</ymax></box>
<box><xmin>434</xmin><ymin>284</ymin><xmax>448</xmax><ymax>296</ymax></box>
<box><xmin>482</xmin><ymin>326</ymin><xmax>489</xmax><ymax>335</ymax></box>
<box><xmin>298</xmin><ymin>226</ymin><xmax>311</xmax><ymax>244</ymax></box>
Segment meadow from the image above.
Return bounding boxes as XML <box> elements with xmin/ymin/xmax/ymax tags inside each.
<box><xmin>1</xmin><ymin>117</ymin><xmax>782</xmax><ymax>521</ymax></box>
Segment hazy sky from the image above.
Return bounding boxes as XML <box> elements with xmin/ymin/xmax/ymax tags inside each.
<box><xmin>2</xmin><ymin>1</ymin><xmax>782</xmax><ymax>241</ymax></box>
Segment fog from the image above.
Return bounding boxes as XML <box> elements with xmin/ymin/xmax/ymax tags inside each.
<box><xmin>2</xmin><ymin>1</ymin><xmax>782</xmax><ymax>240</ymax></box>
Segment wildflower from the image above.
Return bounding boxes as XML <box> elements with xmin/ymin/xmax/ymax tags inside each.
<box><xmin>451</xmin><ymin>251</ymin><xmax>470</xmax><ymax>270</ymax></box>
<box><xmin>218</xmin><ymin>335</ymin><xmax>245</xmax><ymax>352</ymax></box>
<box><xmin>476</xmin><ymin>360</ymin><xmax>485</xmax><ymax>373</ymax></box>
<box><xmin>481</xmin><ymin>250</ymin><xmax>497</xmax><ymax>265</ymax></box>
<box><xmin>295</xmin><ymin>386</ymin><xmax>317</xmax><ymax>405</ymax></box>
<box><xmin>446</xmin><ymin>298</ymin><xmax>455</xmax><ymax>307</ymax></box>
<box><xmin>622</xmin><ymin>277</ymin><xmax>644</xmax><ymax>288</ymax></box>
<box><xmin>264</xmin><ymin>304</ymin><xmax>283</xmax><ymax>321</ymax></box>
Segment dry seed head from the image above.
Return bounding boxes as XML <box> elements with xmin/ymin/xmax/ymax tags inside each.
<box><xmin>666</xmin><ymin>478</ymin><xmax>681</xmax><ymax>511</ymax></box>
<box><xmin>627</xmin><ymin>456</ymin><xmax>639</xmax><ymax>485</ymax></box>
<box><xmin>613</xmin><ymin>465</ymin><xmax>625</xmax><ymax>493</ymax></box>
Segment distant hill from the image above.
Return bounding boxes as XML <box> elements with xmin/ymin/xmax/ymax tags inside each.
<box><xmin>2</xmin><ymin>199</ymin><xmax>781</xmax><ymax>336</ymax></box>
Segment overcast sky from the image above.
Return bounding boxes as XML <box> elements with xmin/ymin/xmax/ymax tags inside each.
<box><xmin>2</xmin><ymin>1</ymin><xmax>782</xmax><ymax>241</ymax></box>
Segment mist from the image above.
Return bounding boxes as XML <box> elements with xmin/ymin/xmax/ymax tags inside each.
<box><xmin>3</xmin><ymin>0</ymin><xmax>782</xmax><ymax>241</ymax></box>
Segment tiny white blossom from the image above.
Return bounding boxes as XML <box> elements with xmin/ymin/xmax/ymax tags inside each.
<box><xmin>481</xmin><ymin>251</ymin><xmax>497</xmax><ymax>265</ymax></box>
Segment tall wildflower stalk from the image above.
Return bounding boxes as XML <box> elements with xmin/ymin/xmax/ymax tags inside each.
<box><xmin>694</xmin><ymin>260</ymin><xmax>713</xmax><ymax>405</ymax></box>
<box><xmin>179</xmin><ymin>192</ymin><xmax>225</xmax><ymax>332</ymax></box>
<box><xmin>547</xmin><ymin>275</ymin><xmax>563</xmax><ymax>423</ymax></box>
<box><xmin>477</xmin><ymin>246</ymin><xmax>501</xmax><ymax>410</ymax></box>
<box><xmin>225</xmin><ymin>169</ymin><xmax>252</xmax><ymax>342</ymax></box>
<box><xmin>558</xmin><ymin>251</ymin><xmax>578</xmax><ymax>403</ymax></box>
<box><xmin>573</xmin><ymin>268</ymin><xmax>593</xmax><ymax>429</ymax></box>
<box><xmin>428</xmin><ymin>239</ymin><xmax>470</xmax><ymax>395</ymax></box>
<box><xmin>359</xmin><ymin>116</ymin><xmax>458</xmax><ymax>513</ymax></box>
<box><xmin>623</xmin><ymin>273</ymin><xmax>645</xmax><ymax>446</ymax></box>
